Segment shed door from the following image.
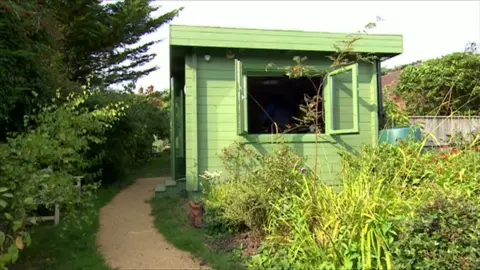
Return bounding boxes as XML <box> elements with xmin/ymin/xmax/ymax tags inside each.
<box><xmin>235</xmin><ymin>59</ymin><xmax>248</xmax><ymax>135</ymax></box>
<box><xmin>324</xmin><ymin>63</ymin><xmax>359</xmax><ymax>135</ymax></box>
<box><xmin>170</xmin><ymin>76</ymin><xmax>186</xmax><ymax>179</ymax></box>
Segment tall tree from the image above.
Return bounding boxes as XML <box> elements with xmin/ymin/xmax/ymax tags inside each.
<box><xmin>56</xmin><ymin>0</ymin><xmax>182</xmax><ymax>87</ymax></box>
<box><xmin>0</xmin><ymin>0</ymin><xmax>76</xmax><ymax>140</ymax></box>
<box><xmin>0</xmin><ymin>0</ymin><xmax>181</xmax><ymax>140</ymax></box>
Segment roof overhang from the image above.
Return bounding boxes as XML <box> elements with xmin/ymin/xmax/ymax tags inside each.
<box><xmin>170</xmin><ymin>24</ymin><xmax>403</xmax><ymax>57</ymax></box>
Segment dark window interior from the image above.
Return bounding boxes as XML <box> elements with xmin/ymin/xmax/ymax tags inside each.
<box><xmin>247</xmin><ymin>76</ymin><xmax>324</xmax><ymax>134</ymax></box>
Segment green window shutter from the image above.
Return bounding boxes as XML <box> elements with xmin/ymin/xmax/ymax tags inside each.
<box><xmin>325</xmin><ymin>63</ymin><xmax>359</xmax><ymax>135</ymax></box>
<box><xmin>235</xmin><ymin>59</ymin><xmax>248</xmax><ymax>135</ymax></box>
<box><xmin>170</xmin><ymin>77</ymin><xmax>177</xmax><ymax>181</ymax></box>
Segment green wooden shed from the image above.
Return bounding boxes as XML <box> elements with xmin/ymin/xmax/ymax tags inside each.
<box><xmin>157</xmin><ymin>25</ymin><xmax>403</xmax><ymax>197</ymax></box>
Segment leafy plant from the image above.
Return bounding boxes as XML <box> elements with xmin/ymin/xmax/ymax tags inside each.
<box><xmin>84</xmin><ymin>91</ymin><xmax>169</xmax><ymax>183</ymax></box>
<box><xmin>382</xmin><ymin>89</ymin><xmax>410</xmax><ymax>128</ymax></box>
<box><xmin>395</xmin><ymin>52</ymin><xmax>480</xmax><ymax>116</ymax></box>
<box><xmin>393</xmin><ymin>193</ymin><xmax>480</xmax><ymax>270</ymax></box>
<box><xmin>251</xmin><ymin>161</ymin><xmax>403</xmax><ymax>269</ymax></box>
<box><xmin>340</xmin><ymin>141</ymin><xmax>431</xmax><ymax>187</ymax></box>
<box><xmin>201</xmin><ymin>142</ymin><xmax>305</xmax><ymax>234</ymax></box>
<box><xmin>0</xmin><ymin>91</ymin><xmax>124</xmax><ymax>269</ymax></box>
<box><xmin>249</xmin><ymin>137</ymin><xmax>480</xmax><ymax>270</ymax></box>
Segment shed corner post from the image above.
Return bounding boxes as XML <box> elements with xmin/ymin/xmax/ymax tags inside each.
<box><xmin>170</xmin><ymin>76</ymin><xmax>177</xmax><ymax>181</ymax></box>
<box><xmin>372</xmin><ymin>60</ymin><xmax>382</xmax><ymax>146</ymax></box>
<box><xmin>188</xmin><ymin>51</ymin><xmax>199</xmax><ymax>193</ymax></box>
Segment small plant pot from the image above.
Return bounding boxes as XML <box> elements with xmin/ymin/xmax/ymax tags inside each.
<box><xmin>189</xmin><ymin>200</ymin><xmax>203</xmax><ymax>228</ymax></box>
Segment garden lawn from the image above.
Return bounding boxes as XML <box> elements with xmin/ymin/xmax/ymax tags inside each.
<box><xmin>151</xmin><ymin>196</ymin><xmax>246</xmax><ymax>270</ymax></box>
<box><xmin>10</xmin><ymin>153</ymin><xmax>170</xmax><ymax>270</ymax></box>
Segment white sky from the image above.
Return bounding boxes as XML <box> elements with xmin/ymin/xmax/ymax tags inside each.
<box><xmin>135</xmin><ymin>0</ymin><xmax>480</xmax><ymax>91</ymax></box>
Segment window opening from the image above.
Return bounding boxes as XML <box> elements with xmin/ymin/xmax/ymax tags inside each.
<box><xmin>246</xmin><ymin>76</ymin><xmax>324</xmax><ymax>134</ymax></box>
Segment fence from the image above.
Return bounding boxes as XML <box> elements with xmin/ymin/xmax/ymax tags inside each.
<box><xmin>409</xmin><ymin>116</ymin><xmax>480</xmax><ymax>146</ymax></box>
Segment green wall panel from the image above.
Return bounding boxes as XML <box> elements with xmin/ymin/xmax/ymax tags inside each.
<box><xmin>183</xmin><ymin>51</ymin><xmax>379</xmax><ymax>191</ymax></box>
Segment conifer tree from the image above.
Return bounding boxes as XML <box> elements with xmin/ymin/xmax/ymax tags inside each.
<box><xmin>57</xmin><ymin>0</ymin><xmax>182</xmax><ymax>87</ymax></box>
<box><xmin>0</xmin><ymin>0</ymin><xmax>181</xmax><ymax>139</ymax></box>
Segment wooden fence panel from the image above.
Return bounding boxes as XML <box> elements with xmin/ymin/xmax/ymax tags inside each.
<box><xmin>409</xmin><ymin>116</ymin><xmax>480</xmax><ymax>146</ymax></box>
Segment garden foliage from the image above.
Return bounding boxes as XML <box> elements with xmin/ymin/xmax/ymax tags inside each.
<box><xmin>0</xmin><ymin>0</ymin><xmax>180</xmax><ymax>140</ymax></box>
<box><xmin>84</xmin><ymin>91</ymin><xmax>170</xmax><ymax>183</ymax></box>
<box><xmin>395</xmin><ymin>52</ymin><xmax>480</xmax><ymax>116</ymax></box>
<box><xmin>393</xmin><ymin>193</ymin><xmax>480</xmax><ymax>270</ymax></box>
<box><xmin>0</xmin><ymin>92</ymin><xmax>123</xmax><ymax>268</ymax></box>
<box><xmin>0</xmin><ymin>88</ymin><xmax>169</xmax><ymax>269</ymax></box>
<box><xmin>200</xmin><ymin>143</ymin><xmax>304</xmax><ymax>234</ymax></box>
<box><xmin>382</xmin><ymin>91</ymin><xmax>410</xmax><ymax>128</ymax></box>
<box><xmin>202</xmin><ymin>139</ymin><xmax>480</xmax><ymax>270</ymax></box>
<box><xmin>0</xmin><ymin>1</ymin><xmax>174</xmax><ymax>268</ymax></box>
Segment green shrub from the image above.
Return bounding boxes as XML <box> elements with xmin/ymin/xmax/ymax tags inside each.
<box><xmin>250</xmin><ymin>141</ymin><xmax>480</xmax><ymax>270</ymax></box>
<box><xmin>0</xmin><ymin>91</ymin><xmax>123</xmax><ymax>268</ymax></box>
<box><xmin>201</xmin><ymin>142</ymin><xmax>305</xmax><ymax>234</ymax></box>
<box><xmin>393</xmin><ymin>193</ymin><xmax>480</xmax><ymax>270</ymax></box>
<box><xmin>251</xmin><ymin>166</ymin><xmax>403</xmax><ymax>269</ymax></box>
<box><xmin>203</xmin><ymin>136</ymin><xmax>480</xmax><ymax>270</ymax></box>
<box><xmin>201</xmin><ymin>175</ymin><xmax>267</xmax><ymax>234</ymax></box>
<box><xmin>340</xmin><ymin>141</ymin><xmax>435</xmax><ymax>187</ymax></box>
<box><xmin>395</xmin><ymin>52</ymin><xmax>480</xmax><ymax>115</ymax></box>
<box><xmin>382</xmin><ymin>90</ymin><xmax>410</xmax><ymax>128</ymax></box>
<box><xmin>84</xmin><ymin>91</ymin><xmax>169</xmax><ymax>183</ymax></box>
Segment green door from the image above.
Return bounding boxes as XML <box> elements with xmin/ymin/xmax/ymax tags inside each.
<box><xmin>170</xmin><ymin>76</ymin><xmax>186</xmax><ymax>180</ymax></box>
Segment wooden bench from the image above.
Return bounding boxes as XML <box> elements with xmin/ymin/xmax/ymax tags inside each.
<box><xmin>28</xmin><ymin>176</ymin><xmax>83</xmax><ymax>226</ymax></box>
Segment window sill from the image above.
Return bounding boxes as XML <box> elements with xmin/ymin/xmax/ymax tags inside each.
<box><xmin>240</xmin><ymin>133</ymin><xmax>333</xmax><ymax>144</ymax></box>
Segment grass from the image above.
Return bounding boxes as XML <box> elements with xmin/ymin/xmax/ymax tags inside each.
<box><xmin>151</xmin><ymin>196</ymin><xmax>247</xmax><ymax>270</ymax></box>
<box><xmin>11</xmin><ymin>152</ymin><xmax>170</xmax><ymax>270</ymax></box>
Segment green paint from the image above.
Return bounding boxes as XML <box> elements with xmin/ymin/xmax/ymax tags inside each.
<box><xmin>170</xmin><ymin>25</ymin><xmax>403</xmax><ymax>55</ymax></box>
<box><xmin>169</xmin><ymin>25</ymin><xmax>402</xmax><ymax>191</ymax></box>
<box><xmin>185</xmin><ymin>53</ymin><xmax>199</xmax><ymax>191</ymax></box>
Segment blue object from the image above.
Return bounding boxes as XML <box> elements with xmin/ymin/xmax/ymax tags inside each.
<box><xmin>379</xmin><ymin>127</ymin><xmax>422</xmax><ymax>145</ymax></box>
<box><xmin>263</xmin><ymin>102</ymin><xmax>291</xmax><ymax>128</ymax></box>
<box><xmin>263</xmin><ymin>103</ymin><xmax>275</xmax><ymax>122</ymax></box>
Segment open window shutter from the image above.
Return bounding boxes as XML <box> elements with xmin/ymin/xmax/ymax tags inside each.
<box><xmin>325</xmin><ymin>63</ymin><xmax>359</xmax><ymax>135</ymax></box>
<box><xmin>170</xmin><ymin>77</ymin><xmax>177</xmax><ymax>180</ymax></box>
<box><xmin>235</xmin><ymin>59</ymin><xmax>248</xmax><ymax>135</ymax></box>
<box><xmin>170</xmin><ymin>77</ymin><xmax>176</xmax><ymax>146</ymax></box>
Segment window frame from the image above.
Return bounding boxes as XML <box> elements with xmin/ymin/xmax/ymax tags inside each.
<box><xmin>235</xmin><ymin>59</ymin><xmax>248</xmax><ymax>135</ymax></box>
<box><xmin>235</xmin><ymin>61</ymin><xmax>360</xmax><ymax>143</ymax></box>
<box><xmin>324</xmin><ymin>63</ymin><xmax>360</xmax><ymax>135</ymax></box>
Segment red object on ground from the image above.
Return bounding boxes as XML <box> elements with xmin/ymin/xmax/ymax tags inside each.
<box><xmin>189</xmin><ymin>200</ymin><xmax>203</xmax><ymax>228</ymax></box>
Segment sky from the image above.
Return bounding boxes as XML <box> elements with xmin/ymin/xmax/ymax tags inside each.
<box><xmin>135</xmin><ymin>0</ymin><xmax>480</xmax><ymax>91</ymax></box>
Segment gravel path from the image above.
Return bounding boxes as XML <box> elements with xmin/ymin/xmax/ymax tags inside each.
<box><xmin>97</xmin><ymin>177</ymin><xmax>208</xmax><ymax>270</ymax></box>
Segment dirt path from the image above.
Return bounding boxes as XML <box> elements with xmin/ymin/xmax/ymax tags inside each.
<box><xmin>97</xmin><ymin>177</ymin><xmax>208</xmax><ymax>270</ymax></box>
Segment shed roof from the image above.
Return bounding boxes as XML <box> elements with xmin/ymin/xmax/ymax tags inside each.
<box><xmin>169</xmin><ymin>24</ymin><xmax>403</xmax><ymax>56</ymax></box>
